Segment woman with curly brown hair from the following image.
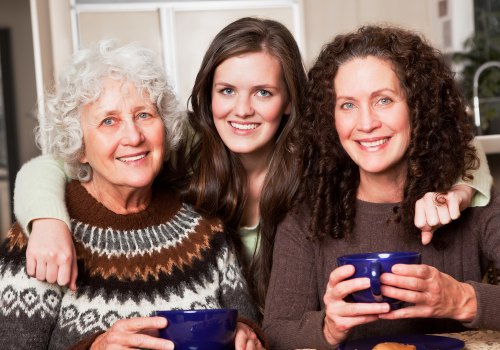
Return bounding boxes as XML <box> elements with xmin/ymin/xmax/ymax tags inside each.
<box><xmin>263</xmin><ymin>25</ymin><xmax>500</xmax><ymax>349</ymax></box>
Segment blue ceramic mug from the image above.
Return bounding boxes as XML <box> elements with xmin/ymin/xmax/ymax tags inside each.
<box><xmin>337</xmin><ymin>252</ymin><xmax>421</xmax><ymax>309</ymax></box>
<box><xmin>154</xmin><ymin>308</ymin><xmax>238</xmax><ymax>350</ymax></box>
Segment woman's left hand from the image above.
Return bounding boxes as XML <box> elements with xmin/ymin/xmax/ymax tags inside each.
<box><xmin>234</xmin><ymin>322</ymin><xmax>265</xmax><ymax>350</ymax></box>
<box><xmin>378</xmin><ymin>263</ymin><xmax>477</xmax><ymax>322</ymax></box>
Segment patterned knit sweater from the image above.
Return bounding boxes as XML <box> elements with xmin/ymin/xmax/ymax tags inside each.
<box><xmin>0</xmin><ymin>181</ymin><xmax>258</xmax><ymax>350</ymax></box>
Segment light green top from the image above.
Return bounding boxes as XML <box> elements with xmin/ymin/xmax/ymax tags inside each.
<box><xmin>239</xmin><ymin>223</ymin><xmax>261</xmax><ymax>263</ymax></box>
<box><xmin>13</xmin><ymin>138</ymin><xmax>493</xmax><ymax>258</ymax></box>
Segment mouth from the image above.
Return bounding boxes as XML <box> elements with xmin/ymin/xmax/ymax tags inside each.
<box><xmin>358</xmin><ymin>138</ymin><xmax>390</xmax><ymax>148</ymax></box>
<box><xmin>229</xmin><ymin>121</ymin><xmax>259</xmax><ymax>130</ymax></box>
<box><xmin>116</xmin><ymin>152</ymin><xmax>149</xmax><ymax>162</ymax></box>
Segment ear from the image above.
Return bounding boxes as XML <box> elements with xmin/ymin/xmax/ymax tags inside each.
<box><xmin>284</xmin><ymin>101</ymin><xmax>292</xmax><ymax>115</ymax></box>
<box><xmin>78</xmin><ymin>146</ymin><xmax>87</xmax><ymax>164</ymax></box>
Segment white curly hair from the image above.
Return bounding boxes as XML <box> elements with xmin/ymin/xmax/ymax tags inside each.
<box><xmin>35</xmin><ymin>40</ymin><xmax>186</xmax><ymax>181</ymax></box>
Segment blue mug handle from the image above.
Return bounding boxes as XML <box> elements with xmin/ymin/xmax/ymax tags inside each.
<box><xmin>369</xmin><ymin>261</ymin><xmax>383</xmax><ymax>302</ymax></box>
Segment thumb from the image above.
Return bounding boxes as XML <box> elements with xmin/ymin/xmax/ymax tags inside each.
<box><xmin>421</xmin><ymin>230</ymin><xmax>434</xmax><ymax>245</ymax></box>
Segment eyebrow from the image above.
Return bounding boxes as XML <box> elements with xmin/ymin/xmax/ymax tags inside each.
<box><xmin>336</xmin><ymin>88</ymin><xmax>400</xmax><ymax>100</ymax></box>
<box><xmin>213</xmin><ymin>81</ymin><xmax>279</xmax><ymax>90</ymax></box>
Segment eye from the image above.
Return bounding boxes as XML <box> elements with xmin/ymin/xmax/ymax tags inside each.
<box><xmin>340</xmin><ymin>102</ymin><xmax>355</xmax><ymax>110</ymax></box>
<box><xmin>256</xmin><ymin>89</ymin><xmax>271</xmax><ymax>97</ymax></box>
<box><xmin>101</xmin><ymin>117</ymin><xmax>116</xmax><ymax>126</ymax></box>
<box><xmin>221</xmin><ymin>88</ymin><xmax>234</xmax><ymax>95</ymax></box>
<box><xmin>378</xmin><ymin>97</ymin><xmax>392</xmax><ymax>105</ymax></box>
<box><xmin>137</xmin><ymin>112</ymin><xmax>152</xmax><ymax>120</ymax></box>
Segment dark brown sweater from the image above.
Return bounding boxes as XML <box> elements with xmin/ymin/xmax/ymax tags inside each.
<box><xmin>263</xmin><ymin>189</ymin><xmax>500</xmax><ymax>350</ymax></box>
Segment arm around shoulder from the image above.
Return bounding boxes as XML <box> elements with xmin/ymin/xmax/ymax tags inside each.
<box><xmin>14</xmin><ymin>154</ymin><xmax>71</xmax><ymax>234</ymax></box>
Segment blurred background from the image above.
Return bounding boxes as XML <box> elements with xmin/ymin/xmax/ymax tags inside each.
<box><xmin>0</xmin><ymin>0</ymin><xmax>499</xmax><ymax>237</ymax></box>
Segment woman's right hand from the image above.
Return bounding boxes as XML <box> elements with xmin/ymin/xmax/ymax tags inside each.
<box><xmin>322</xmin><ymin>265</ymin><xmax>390</xmax><ymax>345</ymax></box>
<box><xmin>91</xmin><ymin>317</ymin><xmax>174</xmax><ymax>350</ymax></box>
<box><xmin>26</xmin><ymin>218</ymin><xmax>78</xmax><ymax>290</ymax></box>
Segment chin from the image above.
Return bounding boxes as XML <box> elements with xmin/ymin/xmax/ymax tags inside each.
<box><xmin>122</xmin><ymin>175</ymin><xmax>156</xmax><ymax>189</ymax></box>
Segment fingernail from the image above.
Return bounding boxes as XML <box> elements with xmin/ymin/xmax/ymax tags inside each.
<box><xmin>159</xmin><ymin>317</ymin><xmax>168</xmax><ymax>326</ymax></box>
<box><xmin>382</xmin><ymin>303</ymin><xmax>391</xmax><ymax>312</ymax></box>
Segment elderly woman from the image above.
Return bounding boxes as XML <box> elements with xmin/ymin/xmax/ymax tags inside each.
<box><xmin>263</xmin><ymin>25</ymin><xmax>500</xmax><ymax>349</ymax></box>
<box><xmin>0</xmin><ymin>41</ymin><xmax>261</xmax><ymax>350</ymax></box>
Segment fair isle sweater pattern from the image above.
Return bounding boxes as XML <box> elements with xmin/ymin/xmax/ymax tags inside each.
<box><xmin>0</xmin><ymin>181</ymin><xmax>257</xmax><ymax>350</ymax></box>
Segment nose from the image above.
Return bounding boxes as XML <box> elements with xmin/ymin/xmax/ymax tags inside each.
<box><xmin>121</xmin><ymin>119</ymin><xmax>145</xmax><ymax>146</ymax></box>
<box><xmin>357</xmin><ymin>105</ymin><xmax>382</xmax><ymax>132</ymax></box>
<box><xmin>234</xmin><ymin>95</ymin><xmax>254</xmax><ymax>118</ymax></box>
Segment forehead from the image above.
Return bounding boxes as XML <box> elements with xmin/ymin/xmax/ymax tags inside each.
<box><xmin>214</xmin><ymin>51</ymin><xmax>283</xmax><ymax>79</ymax></box>
<box><xmin>94</xmin><ymin>79</ymin><xmax>153</xmax><ymax>105</ymax></box>
<box><xmin>334</xmin><ymin>56</ymin><xmax>402</xmax><ymax>93</ymax></box>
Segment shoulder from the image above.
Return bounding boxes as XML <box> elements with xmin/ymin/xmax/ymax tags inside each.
<box><xmin>472</xmin><ymin>187</ymin><xmax>500</xmax><ymax>214</ymax></box>
<box><xmin>0</xmin><ymin>222</ymin><xmax>28</xmax><ymax>273</ymax></box>
<box><xmin>462</xmin><ymin>186</ymin><xmax>500</xmax><ymax>227</ymax></box>
<box><xmin>180</xmin><ymin>203</ymin><xmax>225</xmax><ymax>236</ymax></box>
<box><xmin>1</xmin><ymin>222</ymin><xmax>27</xmax><ymax>253</ymax></box>
<box><xmin>488</xmin><ymin>187</ymin><xmax>500</xmax><ymax>205</ymax></box>
<box><xmin>276</xmin><ymin>202</ymin><xmax>312</xmax><ymax>244</ymax></box>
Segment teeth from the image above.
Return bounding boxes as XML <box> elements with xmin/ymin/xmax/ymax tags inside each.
<box><xmin>230</xmin><ymin>122</ymin><xmax>258</xmax><ymax>130</ymax></box>
<box><xmin>359</xmin><ymin>139</ymin><xmax>388</xmax><ymax>147</ymax></box>
<box><xmin>117</xmin><ymin>154</ymin><xmax>146</xmax><ymax>162</ymax></box>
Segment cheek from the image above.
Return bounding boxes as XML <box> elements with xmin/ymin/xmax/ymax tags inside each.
<box><xmin>150</xmin><ymin>124</ymin><xmax>166</xmax><ymax>148</ymax></box>
<box><xmin>334</xmin><ymin>116</ymin><xmax>350</xmax><ymax>140</ymax></box>
<box><xmin>211</xmin><ymin>96</ymin><xmax>228</xmax><ymax>120</ymax></box>
<box><xmin>396</xmin><ymin>111</ymin><xmax>411</xmax><ymax>144</ymax></box>
<box><xmin>260</xmin><ymin>101</ymin><xmax>286</xmax><ymax>123</ymax></box>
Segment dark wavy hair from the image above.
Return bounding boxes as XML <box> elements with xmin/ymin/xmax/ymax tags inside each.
<box><xmin>303</xmin><ymin>25</ymin><xmax>479</xmax><ymax>241</ymax></box>
<box><xmin>182</xmin><ymin>17</ymin><xmax>307</xmax><ymax>314</ymax></box>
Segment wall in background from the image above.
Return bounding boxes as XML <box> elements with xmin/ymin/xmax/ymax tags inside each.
<box><xmin>0</xmin><ymin>0</ymin><xmax>39</xmax><ymax>238</ymax></box>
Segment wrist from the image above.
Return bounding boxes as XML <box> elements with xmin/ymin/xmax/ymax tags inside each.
<box><xmin>455</xmin><ymin>282</ymin><xmax>477</xmax><ymax>322</ymax></box>
<box><xmin>450</xmin><ymin>184</ymin><xmax>475</xmax><ymax>211</ymax></box>
<box><xmin>323</xmin><ymin>316</ymin><xmax>343</xmax><ymax>346</ymax></box>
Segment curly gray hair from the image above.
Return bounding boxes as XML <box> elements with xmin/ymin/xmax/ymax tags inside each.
<box><xmin>36</xmin><ymin>40</ymin><xmax>186</xmax><ymax>181</ymax></box>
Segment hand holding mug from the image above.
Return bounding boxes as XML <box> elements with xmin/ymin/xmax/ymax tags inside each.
<box><xmin>322</xmin><ymin>264</ymin><xmax>391</xmax><ymax>346</ymax></box>
<box><xmin>337</xmin><ymin>252</ymin><xmax>422</xmax><ymax>309</ymax></box>
<box><xmin>235</xmin><ymin>322</ymin><xmax>265</xmax><ymax>350</ymax></box>
<box><xmin>378</xmin><ymin>263</ymin><xmax>478</xmax><ymax>322</ymax></box>
<box><xmin>90</xmin><ymin>316</ymin><xmax>173</xmax><ymax>350</ymax></box>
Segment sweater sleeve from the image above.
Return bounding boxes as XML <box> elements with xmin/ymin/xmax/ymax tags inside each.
<box><xmin>463</xmin><ymin>191</ymin><xmax>500</xmax><ymax>330</ymax></box>
<box><xmin>13</xmin><ymin>154</ymin><xmax>71</xmax><ymax>234</ymax></box>
<box><xmin>456</xmin><ymin>138</ymin><xmax>492</xmax><ymax>207</ymax></box>
<box><xmin>263</xmin><ymin>209</ymin><xmax>338</xmax><ymax>350</ymax></box>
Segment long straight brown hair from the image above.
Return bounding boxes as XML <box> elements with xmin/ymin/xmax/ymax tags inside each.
<box><xmin>182</xmin><ymin>17</ymin><xmax>307</xmax><ymax>315</ymax></box>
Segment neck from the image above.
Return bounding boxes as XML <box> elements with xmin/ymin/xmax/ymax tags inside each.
<box><xmin>82</xmin><ymin>179</ymin><xmax>152</xmax><ymax>214</ymax></box>
<box><xmin>357</xmin><ymin>169</ymin><xmax>406</xmax><ymax>203</ymax></box>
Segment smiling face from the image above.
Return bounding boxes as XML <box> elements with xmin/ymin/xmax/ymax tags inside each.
<box><xmin>211</xmin><ymin>51</ymin><xmax>291</xmax><ymax>160</ymax></box>
<box><xmin>334</xmin><ymin>56</ymin><xmax>411</xmax><ymax>181</ymax></box>
<box><xmin>79</xmin><ymin>78</ymin><xmax>165</xmax><ymax>195</ymax></box>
